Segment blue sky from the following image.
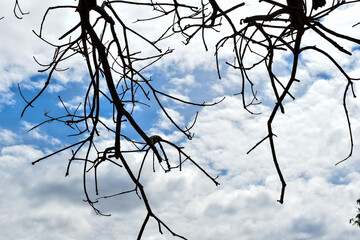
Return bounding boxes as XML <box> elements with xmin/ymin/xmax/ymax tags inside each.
<box><xmin>1</xmin><ymin>1</ymin><xmax>360</xmax><ymax>239</ymax></box>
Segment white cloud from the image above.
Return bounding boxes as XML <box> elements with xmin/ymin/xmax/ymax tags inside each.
<box><xmin>0</xmin><ymin>0</ymin><xmax>87</xmax><ymax>104</ymax></box>
<box><xmin>0</xmin><ymin>128</ymin><xmax>18</xmax><ymax>145</ymax></box>
<box><xmin>173</xmin><ymin>91</ymin><xmax>360</xmax><ymax>240</ymax></box>
<box><xmin>56</xmin><ymin>95</ymin><xmax>83</xmax><ymax>111</ymax></box>
<box><xmin>0</xmin><ymin>90</ymin><xmax>15</xmax><ymax>107</ymax></box>
<box><xmin>170</xmin><ymin>75</ymin><xmax>196</xmax><ymax>86</ymax></box>
<box><xmin>2</xmin><ymin>84</ymin><xmax>360</xmax><ymax>239</ymax></box>
<box><xmin>21</xmin><ymin>121</ymin><xmax>62</xmax><ymax>146</ymax></box>
<box><xmin>156</xmin><ymin>107</ymin><xmax>185</xmax><ymax>131</ymax></box>
<box><xmin>1</xmin><ymin>1</ymin><xmax>360</xmax><ymax>240</ymax></box>
<box><xmin>0</xmin><ymin>144</ymin><xmax>43</xmax><ymax>168</ymax></box>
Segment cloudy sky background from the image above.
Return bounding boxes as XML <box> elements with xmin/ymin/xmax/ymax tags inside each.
<box><xmin>1</xmin><ymin>0</ymin><xmax>360</xmax><ymax>239</ymax></box>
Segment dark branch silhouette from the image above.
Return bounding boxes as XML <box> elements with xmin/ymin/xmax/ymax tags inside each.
<box><xmin>15</xmin><ymin>0</ymin><xmax>360</xmax><ymax>238</ymax></box>
<box><xmin>174</xmin><ymin>0</ymin><xmax>360</xmax><ymax>204</ymax></box>
<box><xmin>350</xmin><ymin>199</ymin><xmax>360</xmax><ymax>228</ymax></box>
<box><xmin>14</xmin><ymin>0</ymin><xmax>29</xmax><ymax>19</ymax></box>
<box><xmin>19</xmin><ymin>0</ymin><xmax>220</xmax><ymax>238</ymax></box>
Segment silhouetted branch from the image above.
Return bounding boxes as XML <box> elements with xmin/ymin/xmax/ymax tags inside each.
<box><xmin>13</xmin><ymin>0</ymin><xmax>29</xmax><ymax>19</ymax></box>
<box><xmin>16</xmin><ymin>0</ymin><xmax>360</xmax><ymax>237</ymax></box>
<box><xmin>20</xmin><ymin>0</ymin><xmax>223</xmax><ymax>238</ymax></box>
<box><xmin>178</xmin><ymin>0</ymin><xmax>360</xmax><ymax>203</ymax></box>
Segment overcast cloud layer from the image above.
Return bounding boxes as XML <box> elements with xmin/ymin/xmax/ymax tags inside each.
<box><xmin>1</xmin><ymin>1</ymin><xmax>360</xmax><ymax>239</ymax></box>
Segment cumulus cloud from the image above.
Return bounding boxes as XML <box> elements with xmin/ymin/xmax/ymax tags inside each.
<box><xmin>155</xmin><ymin>107</ymin><xmax>185</xmax><ymax>131</ymax></box>
<box><xmin>1</xmin><ymin>1</ymin><xmax>360</xmax><ymax>240</ymax></box>
<box><xmin>0</xmin><ymin>0</ymin><xmax>87</xmax><ymax>107</ymax></box>
<box><xmin>0</xmin><ymin>128</ymin><xmax>18</xmax><ymax>145</ymax></box>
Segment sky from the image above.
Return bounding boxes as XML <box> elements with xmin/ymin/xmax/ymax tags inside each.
<box><xmin>1</xmin><ymin>0</ymin><xmax>360</xmax><ymax>239</ymax></box>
